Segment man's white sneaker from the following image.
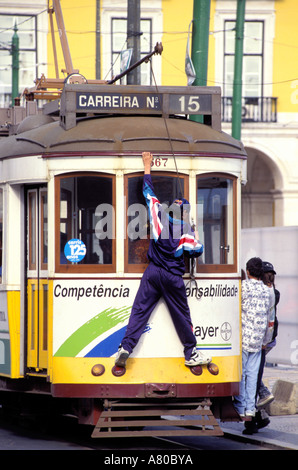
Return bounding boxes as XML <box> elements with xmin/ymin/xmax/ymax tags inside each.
<box><xmin>115</xmin><ymin>347</ymin><xmax>130</xmax><ymax>367</ymax></box>
<box><xmin>185</xmin><ymin>350</ymin><xmax>212</xmax><ymax>367</ymax></box>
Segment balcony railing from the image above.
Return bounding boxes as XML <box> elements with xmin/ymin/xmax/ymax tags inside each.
<box><xmin>222</xmin><ymin>97</ymin><xmax>277</xmax><ymax>123</ymax></box>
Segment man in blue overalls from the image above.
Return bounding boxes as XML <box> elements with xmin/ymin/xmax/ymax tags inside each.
<box><xmin>115</xmin><ymin>152</ymin><xmax>212</xmax><ymax>368</ymax></box>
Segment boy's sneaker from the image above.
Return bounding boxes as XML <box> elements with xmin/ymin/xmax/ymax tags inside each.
<box><xmin>115</xmin><ymin>347</ymin><xmax>130</xmax><ymax>367</ymax></box>
<box><xmin>257</xmin><ymin>393</ymin><xmax>274</xmax><ymax>409</ymax></box>
<box><xmin>256</xmin><ymin>409</ymin><xmax>270</xmax><ymax>429</ymax></box>
<box><xmin>245</xmin><ymin>409</ymin><xmax>256</xmax><ymax>417</ymax></box>
<box><xmin>185</xmin><ymin>349</ymin><xmax>212</xmax><ymax>366</ymax></box>
<box><xmin>243</xmin><ymin>420</ymin><xmax>258</xmax><ymax>435</ymax></box>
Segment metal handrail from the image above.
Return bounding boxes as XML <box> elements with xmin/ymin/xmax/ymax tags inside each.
<box><xmin>222</xmin><ymin>96</ymin><xmax>277</xmax><ymax>123</ymax></box>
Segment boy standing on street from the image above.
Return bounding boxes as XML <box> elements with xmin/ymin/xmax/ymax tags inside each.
<box><xmin>243</xmin><ymin>261</ymin><xmax>280</xmax><ymax>434</ymax></box>
<box><xmin>233</xmin><ymin>257</ymin><xmax>270</xmax><ymax>418</ymax></box>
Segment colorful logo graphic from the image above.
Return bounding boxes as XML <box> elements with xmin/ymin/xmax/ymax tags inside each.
<box><xmin>54</xmin><ymin>306</ymin><xmax>131</xmax><ymax>358</ymax></box>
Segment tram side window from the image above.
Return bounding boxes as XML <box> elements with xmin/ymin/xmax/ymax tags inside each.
<box><xmin>41</xmin><ymin>190</ymin><xmax>48</xmax><ymax>269</ymax></box>
<box><xmin>56</xmin><ymin>174</ymin><xmax>115</xmax><ymax>272</ymax></box>
<box><xmin>0</xmin><ymin>188</ymin><xmax>2</xmax><ymax>282</ymax></box>
<box><xmin>196</xmin><ymin>174</ymin><xmax>236</xmax><ymax>272</ymax></box>
<box><xmin>125</xmin><ymin>173</ymin><xmax>188</xmax><ymax>272</ymax></box>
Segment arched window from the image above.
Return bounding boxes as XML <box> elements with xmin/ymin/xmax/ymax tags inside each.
<box><xmin>55</xmin><ymin>173</ymin><xmax>116</xmax><ymax>273</ymax></box>
<box><xmin>196</xmin><ymin>174</ymin><xmax>237</xmax><ymax>273</ymax></box>
<box><xmin>124</xmin><ymin>172</ymin><xmax>189</xmax><ymax>273</ymax></box>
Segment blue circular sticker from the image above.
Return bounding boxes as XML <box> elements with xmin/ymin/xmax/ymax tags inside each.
<box><xmin>64</xmin><ymin>239</ymin><xmax>87</xmax><ymax>263</ymax></box>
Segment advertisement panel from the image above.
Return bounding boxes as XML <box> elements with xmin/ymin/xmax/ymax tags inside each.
<box><xmin>53</xmin><ymin>278</ymin><xmax>240</xmax><ymax>360</ymax></box>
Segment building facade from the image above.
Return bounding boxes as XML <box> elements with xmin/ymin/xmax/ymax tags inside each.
<box><xmin>0</xmin><ymin>0</ymin><xmax>298</xmax><ymax>228</ymax></box>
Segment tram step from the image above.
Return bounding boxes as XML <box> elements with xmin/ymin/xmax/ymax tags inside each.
<box><xmin>91</xmin><ymin>399</ymin><xmax>223</xmax><ymax>438</ymax></box>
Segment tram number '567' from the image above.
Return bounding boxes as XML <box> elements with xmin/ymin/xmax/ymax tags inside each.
<box><xmin>151</xmin><ymin>157</ymin><xmax>168</xmax><ymax>167</ymax></box>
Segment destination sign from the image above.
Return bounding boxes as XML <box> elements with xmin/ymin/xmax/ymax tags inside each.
<box><xmin>77</xmin><ymin>92</ymin><xmax>162</xmax><ymax>111</ymax></box>
<box><xmin>168</xmin><ymin>94</ymin><xmax>212</xmax><ymax>115</ymax></box>
<box><xmin>76</xmin><ymin>91</ymin><xmax>212</xmax><ymax>115</ymax></box>
<box><xmin>58</xmin><ymin>85</ymin><xmax>221</xmax><ymax>130</ymax></box>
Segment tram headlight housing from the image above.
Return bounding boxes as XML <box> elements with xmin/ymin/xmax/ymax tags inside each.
<box><xmin>91</xmin><ymin>364</ymin><xmax>105</xmax><ymax>376</ymax></box>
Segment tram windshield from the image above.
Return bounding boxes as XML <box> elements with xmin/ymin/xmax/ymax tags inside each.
<box><xmin>196</xmin><ymin>174</ymin><xmax>236</xmax><ymax>271</ymax></box>
<box><xmin>55</xmin><ymin>172</ymin><xmax>236</xmax><ymax>273</ymax></box>
<box><xmin>56</xmin><ymin>174</ymin><xmax>115</xmax><ymax>271</ymax></box>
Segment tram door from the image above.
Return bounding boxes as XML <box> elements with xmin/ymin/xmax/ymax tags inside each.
<box><xmin>26</xmin><ymin>187</ymin><xmax>48</xmax><ymax>371</ymax></box>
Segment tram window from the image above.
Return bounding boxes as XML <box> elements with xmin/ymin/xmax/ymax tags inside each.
<box><xmin>55</xmin><ymin>174</ymin><xmax>115</xmax><ymax>272</ymax></box>
<box><xmin>125</xmin><ymin>173</ymin><xmax>188</xmax><ymax>272</ymax></box>
<box><xmin>41</xmin><ymin>191</ymin><xmax>48</xmax><ymax>270</ymax></box>
<box><xmin>196</xmin><ymin>174</ymin><xmax>237</xmax><ymax>273</ymax></box>
<box><xmin>28</xmin><ymin>191</ymin><xmax>37</xmax><ymax>271</ymax></box>
<box><xmin>0</xmin><ymin>188</ymin><xmax>2</xmax><ymax>282</ymax></box>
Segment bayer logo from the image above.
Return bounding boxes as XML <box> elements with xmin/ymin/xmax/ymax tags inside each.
<box><xmin>220</xmin><ymin>322</ymin><xmax>232</xmax><ymax>341</ymax></box>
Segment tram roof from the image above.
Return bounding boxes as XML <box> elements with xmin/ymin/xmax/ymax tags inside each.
<box><xmin>0</xmin><ymin>114</ymin><xmax>246</xmax><ymax>159</ymax></box>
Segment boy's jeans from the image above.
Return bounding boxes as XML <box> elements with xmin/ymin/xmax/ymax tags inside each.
<box><xmin>234</xmin><ymin>349</ymin><xmax>262</xmax><ymax>415</ymax></box>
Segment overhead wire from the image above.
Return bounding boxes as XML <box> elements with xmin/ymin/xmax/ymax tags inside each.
<box><xmin>149</xmin><ymin>56</ymin><xmax>200</xmax><ymax>288</ymax></box>
<box><xmin>1</xmin><ymin>13</ymin><xmax>297</xmax><ymax>86</ymax></box>
<box><xmin>149</xmin><ymin>58</ymin><xmax>184</xmax><ymax>199</ymax></box>
<box><xmin>161</xmin><ymin>54</ymin><xmax>298</xmax><ymax>87</ymax></box>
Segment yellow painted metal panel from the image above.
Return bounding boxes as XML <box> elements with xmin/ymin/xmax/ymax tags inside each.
<box><xmin>52</xmin><ymin>355</ymin><xmax>241</xmax><ymax>385</ymax></box>
<box><xmin>47</xmin><ymin>280</ymin><xmax>54</xmax><ymax>381</ymax></box>
<box><xmin>38</xmin><ymin>280</ymin><xmax>48</xmax><ymax>369</ymax></box>
<box><xmin>27</xmin><ymin>279</ymin><xmax>38</xmax><ymax>368</ymax></box>
<box><xmin>27</xmin><ymin>278</ymin><xmax>50</xmax><ymax>371</ymax></box>
<box><xmin>6</xmin><ymin>291</ymin><xmax>21</xmax><ymax>378</ymax></box>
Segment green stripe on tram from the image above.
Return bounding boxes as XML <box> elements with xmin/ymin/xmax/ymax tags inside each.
<box><xmin>54</xmin><ymin>306</ymin><xmax>131</xmax><ymax>357</ymax></box>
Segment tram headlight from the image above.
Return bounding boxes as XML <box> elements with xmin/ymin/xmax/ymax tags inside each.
<box><xmin>207</xmin><ymin>362</ymin><xmax>219</xmax><ymax>375</ymax></box>
<box><xmin>91</xmin><ymin>364</ymin><xmax>105</xmax><ymax>376</ymax></box>
<box><xmin>112</xmin><ymin>365</ymin><xmax>126</xmax><ymax>377</ymax></box>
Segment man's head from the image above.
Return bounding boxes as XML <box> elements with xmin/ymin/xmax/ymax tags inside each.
<box><xmin>246</xmin><ymin>257</ymin><xmax>263</xmax><ymax>279</ymax></box>
<box><xmin>262</xmin><ymin>261</ymin><xmax>276</xmax><ymax>275</ymax></box>
<box><xmin>170</xmin><ymin>198</ymin><xmax>191</xmax><ymax>220</ymax></box>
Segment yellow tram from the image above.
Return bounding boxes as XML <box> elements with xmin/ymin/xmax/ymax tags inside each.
<box><xmin>0</xmin><ymin>83</ymin><xmax>247</xmax><ymax>437</ymax></box>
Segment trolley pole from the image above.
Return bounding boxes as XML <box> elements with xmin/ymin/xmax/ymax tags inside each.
<box><xmin>190</xmin><ymin>0</ymin><xmax>211</xmax><ymax>123</ymax></box>
<box><xmin>231</xmin><ymin>0</ymin><xmax>246</xmax><ymax>140</ymax></box>
<box><xmin>52</xmin><ymin>0</ymin><xmax>75</xmax><ymax>75</ymax></box>
<box><xmin>11</xmin><ymin>23</ymin><xmax>19</xmax><ymax>103</ymax></box>
<box><xmin>96</xmin><ymin>0</ymin><xmax>101</xmax><ymax>80</ymax></box>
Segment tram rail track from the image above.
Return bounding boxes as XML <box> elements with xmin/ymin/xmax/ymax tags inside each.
<box><xmin>0</xmin><ymin>410</ymin><xmax>294</xmax><ymax>450</ymax></box>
